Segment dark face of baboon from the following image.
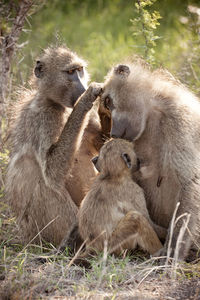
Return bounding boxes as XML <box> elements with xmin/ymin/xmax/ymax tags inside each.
<box><xmin>34</xmin><ymin>46</ymin><xmax>89</xmax><ymax>107</ymax></box>
<box><xmin>92</xmin><ymin>139</ymin><xmax>139</xmax><ymax>176</ymax></box>
<box><xmin>102</xmin><ymin>64</ymin><xmax>150</xmax><ymax>141</ymax></box>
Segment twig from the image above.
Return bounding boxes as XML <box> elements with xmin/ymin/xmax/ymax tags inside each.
<box><xmin>165</xmin><ymin>202</ymin><xmax>180</xmax><ymax>266</ymax></box>
<box><xmin>171</xmin><ymin>213</ymin><xmax>191</xmax><ymax>279</ymax></box>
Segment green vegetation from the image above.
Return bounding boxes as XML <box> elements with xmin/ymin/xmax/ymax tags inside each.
<box><xmin>131</xmin><ymin>0</ymin><xmax>162</xmax><ymax>64</ymax></box>
<box><xmin>15</xmin><ymin>0</ymin><xmax>200</xmax><ymax>93</ymax></box>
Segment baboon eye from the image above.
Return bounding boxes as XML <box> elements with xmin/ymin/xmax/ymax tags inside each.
<box><xmin>121</xmin><ymin>153</ymin><xmax>131</xmax><ymax>169</ymax></box>
<box><xmin>104</xmin><ymin>96</ymin><xmax>112</xmax><ymax>110</ymax></box>
<box><xmin>67</xmin><ymin>69</ymin><xmax>75</xmax><ymax>75</ymax></box>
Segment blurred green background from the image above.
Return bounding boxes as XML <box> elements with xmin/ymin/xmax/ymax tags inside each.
<box><xmin>15</xmin><ymin>0</ymin><xmax>200</xmax><ymax>93</ymax></box>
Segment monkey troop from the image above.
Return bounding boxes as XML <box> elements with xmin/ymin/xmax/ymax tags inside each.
<box><xmin>6</xmin><ymin>46</ymin><xmax>200</xmax><ymax>262</ymax></box>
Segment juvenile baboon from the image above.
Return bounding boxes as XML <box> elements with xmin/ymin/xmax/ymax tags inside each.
<box><xmin>78</xmin><ymin>139</ymin><xmax>163</xmax><ymax>256</ymax></box>
<box><xmin>101</xmin><ymin>63</ymin><xmax>200</xmax><ymax>260</ymax></box>
<box><xmin>6</xmin><ymin>46</ymin><xmax>103</xmax><ymax>245</ymax></box>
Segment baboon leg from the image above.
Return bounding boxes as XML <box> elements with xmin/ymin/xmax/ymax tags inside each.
<box><xmin>58</xmin><ymin>222</ymin><xmax>84</xmax><ymax>254</ymax></box>
<box><xmin>109</xmin><ymin>211</ymin><xmax>163</xmax><ymax>255</ymax></box>
<box><xmin>22</xmin><ymin>186</ymin><xmax>78</xmax><ymax>246</ymax></box>
<box><xmin>151</xmin><ymin>222</ymin><xmax>167</xmax><ymax>242</ymax></box>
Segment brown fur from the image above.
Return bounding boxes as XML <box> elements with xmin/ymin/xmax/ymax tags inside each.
<box><xmin>102</xmin><ymin>62</ymin><xmax>200</xmax><ymax>260</ymax></box>
<box><xmin>98</xmin><ymin>98</ymin><xmax>111</xmax><ymax>139</ymax></box>
<box><xmin>78</xmin><ymin>139</ymin><xmax>163</xmax><ymax>256</ymax></box>
<box><xmin>6</xmin><ymin>46</ymin><xmax>103</xmax><ymax>245</ymax></box>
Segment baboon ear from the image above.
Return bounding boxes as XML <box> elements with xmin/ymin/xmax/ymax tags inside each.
<box><xmin>114</xmin><ymin>64</ymin><xmax>130</xmax><ymax>77</ymax></box>
<box><xmin>34</xmin><ymin>60</ymin><xmax>45</xmax><ymax>78</ymax></box>
<box><xmin>121</xmin><ymin>153</ymin><xmax>131</xmax><ymax>168</ymax></box>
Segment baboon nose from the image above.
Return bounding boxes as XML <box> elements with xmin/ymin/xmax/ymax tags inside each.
<box><xmin>92</xmin><ymin>156</ymin><xmax>98</xmax><ymax>165</ymax></box>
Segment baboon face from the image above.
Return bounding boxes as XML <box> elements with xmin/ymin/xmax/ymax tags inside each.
<box><xmin>34</xmin><ymin>46</ymin><xmax>89</xmax><ymax>107</ymax></box>
<box><xmin>101</xmin><ymin>64</ymin><xmax>149</xmax><ymax>141</ymax></box>
<box><xmin>92</xmin><ymin>139</ymin><xmax>139</xmax><ymax>176</ymax></box>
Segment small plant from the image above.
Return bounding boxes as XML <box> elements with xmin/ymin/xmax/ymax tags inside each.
<box><xmin>178</xmin><ymin>5</ymin><xmax>200</xmax><ymax>94</ymax></box>
<box><xmin>0</xmin><ymin>149</ymin><xmax>9</xmax><ymax>189</ymax></box>
<box><xmin>85</xmin><ymin>253</ymin><xmax>131</xmax><ymax>289</ymax></box>
<box><xmin>131</xmin><ymin>0</ymin><xmax>162</xmax><ymax>64</ymax></box>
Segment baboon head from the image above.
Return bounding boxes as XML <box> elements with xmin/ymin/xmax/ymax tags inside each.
<box><xmin>92</xmin><ymin>139</ymin><xmax>140</xmax><ymax>177</ymax></box>
<box><xmin>34</xmin><ymin>46</ymin><xmax>89</xmax><ymax>107</ymax></box>
<box><xmin>101</xmin><ymin>63</ymin><xmax>152</xmax><ymax>141</ymax></box>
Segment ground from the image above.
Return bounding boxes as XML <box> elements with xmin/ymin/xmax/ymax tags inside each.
<box><xmin>0</xmin><ymin>197</ymin><xmax>200</xmax><ymax>300</ymax></box>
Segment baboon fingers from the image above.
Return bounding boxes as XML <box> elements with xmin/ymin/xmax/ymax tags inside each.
<box><xmin>71</xmin><ymin>249</ymin><xmax>96</xmax><ymax>268</ymax></box>
<box><xmin>88</xmin><ymin>82</ymin><xmax>103</xmax><ymax>97</ymax></box>
<box><xmin>78</xmin><ymin>82</ymin><xmax>103</xmax><ymax>109</ymax></box>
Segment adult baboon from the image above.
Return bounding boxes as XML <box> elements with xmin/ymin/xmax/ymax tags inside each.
<box><xmin>6</xmin><ymin>46</ymin><xmax>102</xmax><ymax>245</ymax></box>
<box><xmin>101</xmin><ymin>63</ymin><xmax>200</xmax><ymax>260</ymax></box>
<box><xmin>78</xmin><ymin>139</ymin><xmax>163</xmax><ymax>257</ymax></box>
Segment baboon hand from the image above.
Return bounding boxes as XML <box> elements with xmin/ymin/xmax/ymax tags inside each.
<box><xmin>80</xmin><ymin>82</ymin><xmax>103</xmax><ymax>110</ymax></box>
<box><xmin>88</xmin><ymin>82</ymin><xmax>103</xmax><ymax>98</ymax></box>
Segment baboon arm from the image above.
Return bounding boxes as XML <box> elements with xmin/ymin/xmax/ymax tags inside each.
<box><xmin>163</xmin><ymin>180</ymin><xmax>200</xmax><ymax>260</ymax></box>
<box><xmin>109</xmin><ymin>211</ymin><xmax>162</xmax><ymax>255</ymax></box>
<box><xmin>45</xmin><ymin>83</ymin><xmax>102</xmax><ymax>184</ymax></box>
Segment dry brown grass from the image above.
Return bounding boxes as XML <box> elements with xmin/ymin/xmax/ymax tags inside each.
<box><xmin>0</xmin><ymin>196</ymin><xmax>200</xmax><ymax>300</ymax></box>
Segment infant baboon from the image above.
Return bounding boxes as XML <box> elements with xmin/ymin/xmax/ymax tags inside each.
<box><xmin>101</xmin><ymin>63</ymin><xmax>200</xmax><ymax>260</ymax></box>
<box><xmin>65</xmin><ymin>105</ymin><xmax>106</xmax><ymax>208</ymax></box>
<box><xmin>97</xmin><ymin>97</ymin><xmax>111</xmax><ymax>139</ymax></box>
<box><xmin>6</xmin><ymin>46</ymin><xmax>102</xmax><ymax>245</ymax></box>
<box><xmin>66</xmin><ymin>100</ymin><xmax>110</xmax><ymax>207</ymax></box>
<box><xmin>78</xmin><ymin>139</ymin><xmax>163</xmax><ymax>256</ymax></box>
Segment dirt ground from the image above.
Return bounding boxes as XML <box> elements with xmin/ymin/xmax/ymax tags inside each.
<box><xmin>0</xmin><ymin>247</ymin><xmax>200</xmax><ymax>300</ymax></box>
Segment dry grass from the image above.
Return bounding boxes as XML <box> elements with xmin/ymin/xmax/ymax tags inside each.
<box><xmin>0</xmin><ymin>197</ymin><xmax>200</xmax><ymax>300</ymax></box>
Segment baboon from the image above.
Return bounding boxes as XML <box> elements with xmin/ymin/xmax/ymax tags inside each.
<box><xmin>78</xmin><ymin>139</ymin><xmax>163</xmax><ymax>257</ymax></box>
<box><xmin>6</xmin><ymin>46</ymin><xmax>103</xmax><ymax>246</ymax></box>
<box><xmin>66</xmin><ymin>100</ymin><xmax>111</xmax><ymax>207</ymax></box>
<box><xmin>101</xmin><ymin>63</ymin><xmax>200</xmax><ymax>260</ymax></box>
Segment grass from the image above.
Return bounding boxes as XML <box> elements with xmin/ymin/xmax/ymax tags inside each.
<box><xmin>0</xmin><ymin>196</ymin><xmax>200</xmax><ymax>300</ymax></box>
